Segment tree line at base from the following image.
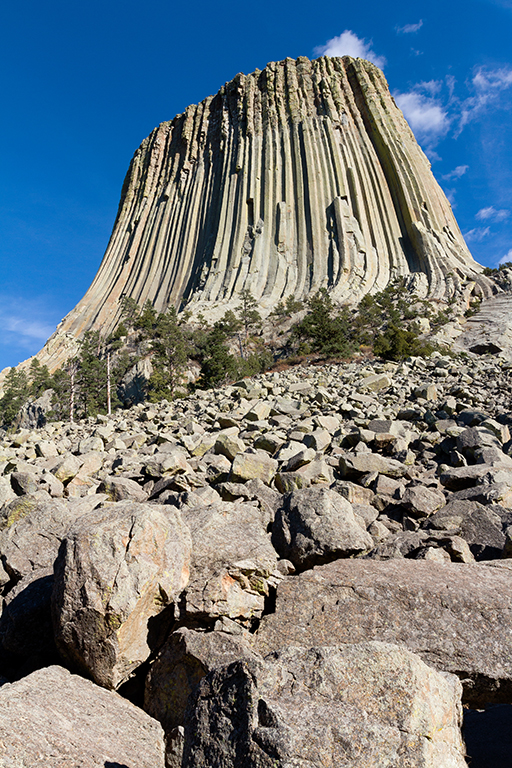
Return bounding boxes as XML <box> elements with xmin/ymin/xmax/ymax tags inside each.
<box><xmin>0</xmin><ymin>281</ymin><xmax>466</xmax><ymax>429</ymax></box>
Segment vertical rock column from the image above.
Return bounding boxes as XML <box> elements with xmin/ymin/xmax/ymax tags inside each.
<box><xmin>36</xmin><ymin>55</ymin><xmax>482</xmax><ymax>371</ymax></box>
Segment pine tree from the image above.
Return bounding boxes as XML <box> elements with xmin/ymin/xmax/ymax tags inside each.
<box><xmin>147</xmin><ymin>307</ymin><xmax>188</xmax><ymax>400</ymax></box>
<box><xmin>236</xmin><ymin>289</ymin><xmax>261</xmax><ymax>349</ymax></box>
<box><xmin>0</xmin><ymin>368</ymin><xmax>29</xmax><ymax>427</ymax></box>
<box><xmin>28</xmin><ymin>359</ymin><xmax>52</xmax><ymax>397</ymax></box>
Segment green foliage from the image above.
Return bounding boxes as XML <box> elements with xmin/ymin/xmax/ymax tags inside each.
<box><xmin>373</xmin><ymin>324</ymin><xmax>434</xmax><ymax>361</ymax></box>
<box><xmin>146</xmin><ymin>307</ymin><xmax>189</xmax><ymax>401</ymax></box>
<box><xmin>28</xmin><ymin>359</ymin><xmax>52</xmax><ymax>397</ymax></box>
<box><xmin>134</xmin><ymin>300</ymin><xmax>158</xmax><ymax>336</ymax></box>
<box><xmin>291</xmin><ymin>290</ymin><xmax>356</xmax><ymax>357</ymax></box>
<box><xmin>119</xmin><ymin>296</ymin><xmax>140</xmax><ymax>327</ymax></box>
<box><xmin>0</xmin><ymin>368</ymin><xmax>29</xmax><ymax>428</ymax></box>
<box><xmin>236</xmin><ymin>289</ymin><xmax>262</xmax><ymax>340</ymax></box>
<box><xmin>271</xmin><ymin>295</ymin><xmax>304</xmax><ymax>319</ymax></box>
<box><xmin>196</xmin><ymin>324</ymin><xmax>239</xmax><ymax>388</ymax></box>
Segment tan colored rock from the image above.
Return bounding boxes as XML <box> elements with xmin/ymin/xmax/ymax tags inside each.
<box><xmin>214</xmin><ymin>432</ymin><xmax>245</xmax><ymax>461</ymax></box>
<box><xmin>51</xmin><ymin>454</ymin><xmax>82</xmax><ymax>483</ymax></box>
<box><xmin>229</xmin><ymin>450</ymin><xmax>278</xmax><ymax>485</ymax></box>
<box><xmin>358</xmin><ymin>373</ymin><xmax>392</xmax><ymax>392</ymax></box>
<box><xmin>180</xmin><ymin>501</ymin><xmax>279</xmax><ymax>621</ymax></box>
<box><xmin>340</xmin><ymin>451</ymin><xmax>408</xmax><ymax>478</ymax></box>
<box><xmin>53</xmin><ymin>501</ymin><xmax>192</xmax><ymax>689</ymax></box>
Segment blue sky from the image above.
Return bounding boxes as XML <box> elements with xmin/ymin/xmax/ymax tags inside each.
<box><xmin>1</xmin><ymin>0</ymin><xmax>512</xmax><ymax>371</ymax></box>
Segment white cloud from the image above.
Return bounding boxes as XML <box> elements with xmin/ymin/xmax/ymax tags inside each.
<box><xmin>394</xmin><ymin>90</ymin><xmax>450</xmax><ymax>146</ymax></box>
<box><xmin>314</xmin><ymin>30</ymin><xmax>386</xmax><ymax>68</ymax></box>
<box><xmin>442</xmin><ymin>165</ymin><xmax>469</xmax><ymax>180</ymax></box>
<box><xmin>458</xmin><ymin>66</ymin><xmax>512</xmax><ymax>131</ymax></box>
<box><xmin>396</xmin><ymin>20</ymin><xmax>423</xmax><ymax>34</ymax></box>
<box><xmin>0</xmin><ymin>296</ymin><xmax>56</xmax><ymax>351</ymax></box>
<box><xmin>464</xmin><ymin>226</ymin><xmax>491</xmax><ymax>243</ymax></box>
<box><xmin>476</xmin><ymin>206</ymin><xmax>510</xmax><ymax>222</ymax></box>
<box><xmin>499</xmin><ymin>249</ymin><xmax>512</xmax><ymax>265</ymax></box>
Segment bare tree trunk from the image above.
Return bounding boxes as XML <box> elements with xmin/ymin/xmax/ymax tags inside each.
<box><xmin>69</xmin><ymin>363</ymin><xmax>76</xmax><ymax>423</ymax></box>
<box><xmin>238</xmin><ymin>332</ymin><xmax>245</xmax><ymax>359</ymax></box>
<box><xmin>107</xmin><ymin>351</ymin><xmax>111</xmax><ymax>416</ymax></box>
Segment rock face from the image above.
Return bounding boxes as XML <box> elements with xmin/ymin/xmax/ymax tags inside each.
<box><xmin>36</xmin><ymin>55</ymin><xmax>482</xmax><ymax>371</ymax></box>
<box><xmin>0</xmin><ymin>665</ymin><xmax>166</xmax><ymax>767</ymax></box>
<box><xmin>182</xmin><ymin>644</ymin><xmax>466</xmax><ymax>768</ymax></box>
<box><xmin>255</xmin><ymin>559</ymin><xmax>512</xmax><ymax>706</ymax></box>
<box><xmin>52</xmin><ymin>501</ymin><xmax>192</xmax><ymax>689</ymax></box>
<box><xmin>3</xmin><ymin>350</ymin><xmax>512</xmax><ymax>763</ymax></box>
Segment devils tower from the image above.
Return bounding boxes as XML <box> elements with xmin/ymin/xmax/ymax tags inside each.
<box><xmin>36</xmin><ymin>55</ymin><xmax>483</xmax><ymax>371</ymax></box>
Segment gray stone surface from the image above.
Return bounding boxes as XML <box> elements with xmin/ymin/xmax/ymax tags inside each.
<box><xmin>0</xmin><ymin>665</ymin><xmax>165</xmax><ymax>767</ymax></box>
<box><xmin>144</xmin><ymin>627</ymin><xmax>260</xmax><ymax>735</ymax></box>
<box><xmin>180</xmin><ymin>501</ymin><xmax>279</xmax><ymax>621</ymax></box>
<box><xmin>53</xmin><ymin>501</ymin><xmax>192</xmax><ymax>689</ymax></box>
<box><xmin>272</xmin><ymin>487</ymin><xmax>372</xmax><ymax>568</ymax></box>
<box><xmin>182</xmin><ymin>644</ymin><xmax>465</xmax><ymax>768</ymax></box>
<box><xmin>255</xmin><ymin>558</ymin><xmax>512</xmax><ymax>705</ymax></box>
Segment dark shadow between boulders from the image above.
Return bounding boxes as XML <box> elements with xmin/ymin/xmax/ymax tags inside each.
<box><xmin>464</xmin><ymin>704</ymin><xmax>512</xmax><ymax>767</ymax></box>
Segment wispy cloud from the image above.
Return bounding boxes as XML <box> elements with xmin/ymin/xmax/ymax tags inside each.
<box><xmin>396</xmin><ymin>20</ymin><xmax>423</xmax><ymax>34</ymax></box>
<box><xmin>0</xmin><ymin>296</ymin><xmax>56</xmax><ymax>353</ymax></box>
<box><xmin>476</xmin><ymin>206</ymin><xmax>510</xmax><ymax>222</ymax></box>
<box><xmin>458</xmin><ymin>66</ymin><xmax>512</xmax><ymax>132</ymax></box>
<box><xmin>464</xmin><ymin>226</ymin><xmax>491</xmax><ymax>242</ymax></box>
<box><xmin>394</xmin><ymin>88</ymin><xmax>450</xmax><ymax>147</ymax></box>
<box><xmin>394</xmin><ymin>64</ymin><xmax>512</xmax><ymax>153</ymax></box>
<box><xmin>442</xmin><ymin>165</ymin><xmax>469</xmax><ymax>180</ymax></box>
<box><xmin>314</xmin><ymin>30</ymin><xmax>386</xmax><ymax>68</ymax></box>
<box><xmin>499</xmin><ymin>248</ymin><xmax>512</xmax><ymax>265</ymax></box>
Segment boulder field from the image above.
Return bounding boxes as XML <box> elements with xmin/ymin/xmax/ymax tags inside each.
<box><xmin>1</xmin><ymin>350</ymin><xmax>512</xmax><ymax>766</ymax></box>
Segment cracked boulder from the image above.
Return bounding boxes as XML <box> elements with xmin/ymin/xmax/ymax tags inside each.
<box><xmin>255</xmin><ymin>558</ymin><xmax>512</xmax><ymax>706</ymax></box>
<box><xmin>52</xmin><ymin>501</ymin><xmax>192</xmax><ymax>689</ymax></box>
<box><xmin>272</xmin><ymin>487</ymin><xmax>372</xmax><ymax>569</ymax></box>
<box><xmin>179</xmin><ymin>501</ymin><xmax>280</xmax><ymax>622</ymax></box>
<box><xmin>144</xmin><ymin>627</ymin><xmax>260</xmax><ymax>737</ymax></box>
<box><xmin>182</xmin><ymin>643</ymin><xmax>466</xmax><ymax>768</ymax></box>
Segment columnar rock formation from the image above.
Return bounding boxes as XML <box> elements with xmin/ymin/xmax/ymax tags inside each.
<box><xmin>38</xmin><ymin>55</ymin><xmax>483</xmax><ymax>370</ymax></box>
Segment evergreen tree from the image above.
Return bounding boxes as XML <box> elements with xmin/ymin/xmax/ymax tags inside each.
<box><xmin>197</xmin><ymin>323</ymin><xmax>239</xmax><ymax>388</ymax></box>
<box><xmin>28</xmin><ymin>359</ymin><xmax>52</xmax><ymax>397</ymax></box>
<box><xmin>0</xmin><ymin>367</ymin><xmax>29</xmax><ymax>427</ymax></box>
<box><xmin>236</xmin><ymin>289</ymin><xmax>261</xmax><ymax>351</ymax></box>
<box><xmin>292</xmin><ymin>289</ymin><xmax>355</xmax><ymax>357</ymax></box>
<box><xmin>147</xmin><ymin>307</ymin><xmax>189</xmax><ymax>400</ymax></box>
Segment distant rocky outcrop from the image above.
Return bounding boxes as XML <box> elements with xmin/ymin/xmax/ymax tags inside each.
<box><xmin>32</xmin><ymin>55</ymin><xmax>487</xmax><ymax>373</ymax></box>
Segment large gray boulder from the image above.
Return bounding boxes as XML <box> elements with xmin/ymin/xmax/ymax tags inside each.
<box><xmin>52</xmin><ymin>501</ymin><xmax>192</xmax><ymax>689</ymax></box>
<box><xmin>180</xmin><ymin>501</ymin><xmax>279</xmax><ymax>622</ymax></box>
<box><xmin>0</xmin><ymin>496</ymin><xmax>103</xmax><ymax>582</ymax></box>
<box><xmin>424</xmin><ymin>499</ymin><xmax>509</xmax><ymax>560</ymax></box>
<box><xmin>255</xmin><ymin>559</ymin><xmax>512</xmax><ymax>705</ymax></box>
<box><xmin>182</xmin><ymin>644</ymin><xmax>466</xmax><ymax>768</ymax></box>
<box><xmin>0</xmin><ymin>665</ymin><xmax>165</xmax><ymax>767</ymax></box>
<box><xmin>272</xmin><ymin>487</ymin><xmax>372</xmax><ymax>569</ymax></box>
<box><xmin>145</xmin><ymin>627</ymin><xmax>260</xmax><ymax>735</ymax></box>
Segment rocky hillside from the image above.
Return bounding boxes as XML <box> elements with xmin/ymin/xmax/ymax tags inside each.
<box><xmin>29</xmin><ymin>55</ymin><xmax>488</xmax><ymax>375</ymax></box>
<box><xmin>1</xmin><ymin>347</ymin><xmax>512</xmax><ymax>765</ymax></box>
